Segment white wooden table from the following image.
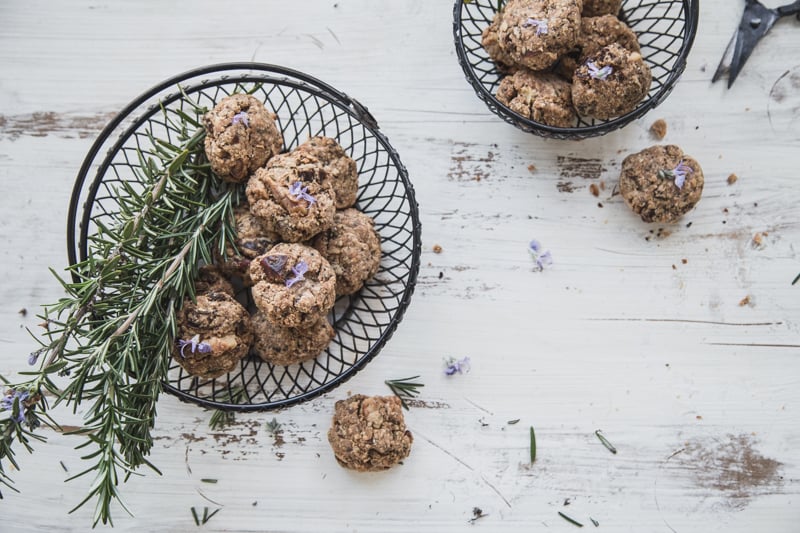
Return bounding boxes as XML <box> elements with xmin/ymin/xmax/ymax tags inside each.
<box><xmin>1</xmin><ymin>1</ymin><xmax>798</xmax><ymax>531</ymax></box>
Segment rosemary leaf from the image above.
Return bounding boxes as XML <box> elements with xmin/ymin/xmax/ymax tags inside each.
<box><xmin>558</xmin><ymin>511</ymin><xmax>584</xmax><ymax>527</ymax></box>
<box><xmin>595</xmin><ymin>430</ymin><xmax>617</xmax><ymax>454</ymax></box>
<box><xmin>530</xmin><ymin>426</ymin><xmax>536</xmax><ymax>464</ymax></box>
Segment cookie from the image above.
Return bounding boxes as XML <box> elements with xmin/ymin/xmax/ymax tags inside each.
<box><xmin>619</xmin><ymin>144</ymin><xmax>704</xmax><ymax>223</ymax></box>
<box><xmin>572</xmin><ymin>43</ymin><xmax>651</xmax><ymax>119</ymax></box>
<box><xmin>246</xmin><ymin>153</ymin><xmax>337</xmax><ymax>242</ymax></box>
<box><xmin>251</xmin><ymin>311</ymin><xmax>335</xmax><ymax>366</ymax></box>
<box><xmin>295</xmin><ymin>137</ymin><xmax>359</xmax><ymax>209</ymax></box>
<box><xmin>173</xmin><ymin>291</ymin><xmax>253</xmax><ymax>379</ymax></box>
<box><xmin>203</xmin><ymin>94</ymin><xmax>283</xmax><ymax>184</ymax></box>
<box><xmin>195</xmin><ymin>265</ymin><xmax>235</xmax><ymax>297</ymax></box>
<box><xmin>327</xmin><ymin>394</ymin><xmax>413</xmax><ymax>472</ymax></box>
<box><xmin>496</xmin><ymin>69</ymin><xmax>576</xmax><ymax>127</ymax></box>
<box><xmin>497</xmin><ymin>0</ymin><xmax>582</xmax><ymax>71</ymax></box>
<box><xmin>481</xmin><ymin>11</ymin><xmax>518</xmax><ymax>73</ymax></box>
<box><xmin>582</xmin><ymin>0</ymin><xmax>622</xmax><ymax>17</ymax></box>
<box><xmin>249</xmin><ymin>243</ymin><xmax>337</xmax><ymax>329</ymax></box>
<box><xmin>310</xmin><ymin>208</ymin><xmax>381</xmax><ymax>296</ymax></box>
<box><xmin>556</xmin><ymin>15</ymin><xmax>640</xmax><ymax>78</ymax></box>
<box><xmin>220</xmin><ymin>204</ymin><xmax>281</xmax><ymax>284</ymax></box>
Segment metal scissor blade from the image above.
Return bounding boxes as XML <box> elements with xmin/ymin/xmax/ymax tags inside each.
<box><xmin>726</xmin><ymin>1</ymin><xmax>780</xmax><ymax>87</ymax></box>
<box><xmin>712</xmin><ymin>31</ymin><xmax>736</xmax><ymax>84</ymax></box>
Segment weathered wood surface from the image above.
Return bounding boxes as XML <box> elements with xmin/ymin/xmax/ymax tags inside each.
<box><xmin>0</xmin><ymin>0</ymin><xmax>798</xmax><ymax>531</ymax></box>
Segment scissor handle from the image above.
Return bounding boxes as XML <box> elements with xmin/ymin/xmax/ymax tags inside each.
<box><xmin>777</xmin><ymin>0</ymin><xmax>800</xmax><ymax>17</ymax></box>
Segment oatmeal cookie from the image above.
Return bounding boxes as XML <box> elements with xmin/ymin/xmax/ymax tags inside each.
<box><xmin>195</xmin><ymin>265</ymin><xmax>235</xmax><ymax>297</ymax></box>
<box><xmin>327</xmin><ymin>394</ymin><xmax>413</xmax><ymax>472</ymax></box>
<box><xmin>619</xmin><ymin>144</ymin><xmax>704</xmax><ymax>223</ymax></box>
<box><xmin>496</xmin><ymin>69</ymin><xmax>576</xmax><ymax>127</ymax></box>
<box><xmin>310</xmin><ymin>208</ymin><xmax>381</xmax><ymax>296</ymax></box>
<box><xmin>249</xmin><ymin>243</ymin><xmax>337</xmax><ymax>329</ymax></box>
<box><xmin>572</xmin><ymin>43</ymin><xmax>651</xmax><ymax>119</ymax></box>
<box><xmin>582</xmin><ymin>0</ymin><xmax>622</xmax><ymax>17</ymax></box>
<box><xmin>173</xmin><ymin>291</ymin><xmax>253</xmax><ymax>379</ymax></box>
<box><xmin>203</xmin><ymin>94</ymin><xmax>283</xmax><ymax>184</ymax></box>
<box><xmin>294</xmin><ymin>137</ymin><xmax>359</xmax><ymax>209</ymax></box>
<box><xmin>482</xmin><ymin>11</ymin><xmax>517</xmax><ymax>73</ymax></box>
<box><xmin>220</xmin><ymin>204</ymin><xmax>281</xmax><ymax>284</ymax></box>
<box><xmin>497</xmin><ymin>0</ymin><xmax>582</xmax><ymax>71</ymax></box>
<box><xmin>246</xmin><ymin>152</ymin><xmax>336</xmax><ymax>242</ymax></box>
<box><xmin>556</xmin><ymin>15</ymin><xmax>640</xmax><ymax>78</ymax></box>
<box><xmin>251</xmin><ymin>311</ymin><xmax>335</xmax><ymax>366</ymax></box>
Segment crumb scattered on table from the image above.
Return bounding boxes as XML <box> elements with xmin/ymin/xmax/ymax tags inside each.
<box><xmin>739</xmin><ymin>295</ymin><xmax>751</xmax><ymax>307</ymax></box>
<box><xmin>727</xmin><ymin>173</ymin><xmax>738</xmax><ymax>185</ymax></box>
<box><xmin>589</xmin><ymin>183</ymin><xmax>600</xmax><ymax>197</ymax></box>
<box><xmin>649</xmin><ymin>118</ymin><xmax>667</xmax><ymax>140</ymax></box>
<box><xmin>433</xmin><ymin>244</ymin><xmax>443</xmax><ymax>254</ymax></box>
<box><xmin>527</xmin><ymin>164</ymin><xmax>536</xmax><ymax>173</ymax></box>
<box><xmin>18</xmin><ymin>308</ymin><xmax>27</xmax><ymax>317</ymax></box>
<box><xmin>681</xmin><ymin>258</ymin><xmax>688</xmax><ymax>264</ymax></box>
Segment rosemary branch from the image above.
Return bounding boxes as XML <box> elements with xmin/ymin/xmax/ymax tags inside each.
<box><xmin>0</xmin><ymin>97</ymin><xmax>239</xmax><ymax>525</ymax></box>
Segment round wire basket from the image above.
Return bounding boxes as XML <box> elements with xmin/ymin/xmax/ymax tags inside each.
<box><xmin>453</xmin><ymin>0</ymin><xmax>699</xmax><ymax>140</ymax></box>
<box><xmin>67</xmin><ymin>63</ymin><xmax>421</xmax><ymax>411</ymax></box>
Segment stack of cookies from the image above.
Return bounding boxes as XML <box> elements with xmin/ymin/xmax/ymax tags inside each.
<box><xmin>482</xmin><ymin>0</ymin><xmax>652</xmax><ymax>126</ymax></box>
<box><xmin>171</xmin><ymin>94</ymin><xmax>381</xmax><ymax>379</ymax></box>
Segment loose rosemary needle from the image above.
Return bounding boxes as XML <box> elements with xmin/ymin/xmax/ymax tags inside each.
<box><xmin>384</xmin><ymin>376</ymin><xmax>424</xmax><ymax>410</ymax></box>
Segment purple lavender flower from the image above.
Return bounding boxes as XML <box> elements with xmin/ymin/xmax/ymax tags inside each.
<box><xmin>28</xmin><ymin>348</ymin><xmax>43</xmax><ymax>366</ymax></box>
<box><xmin>1</xmin><ymin>389</ymin><xmax>30</xmax><ymax>423</ymax></box>
<box><xmin>586</xmin><ymin>61</ymin><xmax>613</xmax><ymax>80</ymax></box>
<box><xmin>444</xmin><ymin>356</ymin><xmax>471</xmax><ymax>376</ymax></box>
<box><xmin>522</xmin><ymin>18</ymin><xmax>548</xmax><ymax>36</ymax></box>
<box><xmin>289</xmin><ymin>181</ymin><xmax>317</xmax><ymax>207</ymax></box>
<box><xmin>528</xmin><ymin>239</ymin><xmax>553</xmax><ymax>271</ymax></box>
<box><xmin>178</xmin><ymin>334</ymin><xmax>212</xmax><ymax>358</ymax></box>
<box><xmin>285</xmin><ymin>261</ymin><xmax>309</xmax><ymax>288</ymax></box>
<box><xmin>658</xmin><ymin>160</ymin><xmax>694</xmax><ymax>189</ymax></box>
<box><xmin>232</xmin><ymin>111</ymin><xmax>249</xmax><ymax>127</ymax></box>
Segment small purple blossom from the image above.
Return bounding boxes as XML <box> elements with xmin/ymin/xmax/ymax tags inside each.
<box><xmin>658</xmin><ymin>160</ymin><xmax>694</xmax><ymax>189</ymax></box>
<box><xmin>231</xmin><ymin>111</ymin><xmax>249</xmax><ymax>127</ymax></box>
<box><xmin>289</xmin><ymin>181</ymin><xmax>317</xmax><ymax>207</ymax></box>
<box><xmin>1</xmin><ymin>389</ymin><xmax>30</xmax><ymax>423</ymax></box>
<box><xmin>586</xmin><ymin>61</ymin><xmax>613</xmax><ymax>80</ymax></box>
<box><xmin>444</xmin><ymin>356</ymin><xmax>471</xmax><ymax>376</ymax></box>
<box><xmin>522</xmin><ymin>18</ymin><xmax>548</xmax><ymax>36</ymax></box>
<box><xmin>528</xmin><ymin>239</ymin><xmax>553</xmax><ymax>271</ymax></box>
<box><xmin>178</xmin><ymin>334</ymin><xmax>213</xmax><ymax>358</ymax></box>
<box><xmin>285</xmin><ymin>260</ymin><xmax>309</xmax><ymax>288</ymax></box>
<box><xmin>28</xmin><ymin>348</ymin><xmax>44</xmax><ymax>366</ymax></box>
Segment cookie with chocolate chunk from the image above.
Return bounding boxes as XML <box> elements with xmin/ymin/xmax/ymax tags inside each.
<box><xmin>249</xmin><ymin>243</ymin><xmax>337</xmax><ymax>329</ymax></box>
<box><xmin>327</xmin><ymin>394</ymin><xmax>413</xmax><ymax>471</ymax></box>
<box><xmin>220</xmin><ymin>204</ymin><xmax>281</xmax><ymax>284</ymax></box>
<box><xmin>496</xmin><ymin>69</ymin><xmax>576</xmax><ymax>127</ymax></box>
<box><xmin>619</xmin><ymin>144</ymin><xmax>704</xmax><ymax>223</ymax></box>
<box><xmin>251</xmin><ymin>311</ymin><xmax>335</xmax><ymax>366</ymax></box>
<box><xmin>173</xmin><ymin>291</ymin><xmax>253</xmax><ymax>379</ymax></box>
<box><xmin>556</xmin><ymin>15</ymin><xmax>640</xmax><ymax>78</ymax></box>
<box><xmin>294</xmin><ymin>137</ymin><xmax>359</xmax><ymax>209</ymax></box>
<box><xmin>203</xmin><ymin>94</ymin><xmax>283</xmax><ymax>183</ymax></box>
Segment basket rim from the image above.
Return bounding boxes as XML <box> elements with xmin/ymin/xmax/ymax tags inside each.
<box><xmin>452</xmin><ymin>0</ymin><xmax>700</xmax><ymax>138</ymax></box>
<box><xmin>66</xmin><ymin>62</ymin><xmax>422</xmax><ymax>411</ymax></box>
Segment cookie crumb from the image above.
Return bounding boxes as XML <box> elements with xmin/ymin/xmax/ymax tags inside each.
<box><xmin>599</xmin><ymin>180</ymin><xmax>606</xmax><ymax>191</ymax></box>
<box><xmin>727</xmin><ymin>173</ymin><xmax>738</xmax><ymax>185</ymax></box>
<box><xmin>672</xmin><ymin>264</ymin><xmax>677</xmax><ymax>270</ymax></box>
<box><xmin>650</xmin><ymin>118</ymin><xmax>667</xmax><ymax>140</ymax></box>
<box><xmin>438</xmin><ymin>271</ymin><xmax>444</xmax><ymax>279</ymax></box>
<box><xmin>597</xmin><ymin>202</ymin><xmax>604</xmax><ymax>208</ymax></box>
<box><xmin>18</xmin><ymin>308</ymin><xmax>27</xmax><ymax>317</ymax></box>
<box><xmin>433</xmin><ymin>244</ymin><xmax>443</xmax><ymax>254</ymax></box>
<box><xmin>739</xmin><ymin>295</ymin><xmax>751</xmax><ymax>307</ymax></box>
<box><xmin>752</xmin><ymin>232</ymin><xmax>765</xmax><ymax>247</ymax></box>
<box><xmin>527</xmin><ymin>164</ymin><xmax>537</xmax><ymax>173</ymax></box>
<box><xmin>589</xmin><ymin>183</ymin><xmax>600</xmax><ymax>197</ymax></box>
<box><xmin>681</xmin><ymin>258</ymin><xmax>688</xmax><ymax>264</ymax></box>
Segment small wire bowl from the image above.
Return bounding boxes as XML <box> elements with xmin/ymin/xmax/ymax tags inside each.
<box><xmin>453</xmin><ymin>0</ymin><xmax>699</xmax><ymax>140</ymax></box>
<box><xmin>67</xmin><ymin>63</ymin><xmax>421</xmax><ymax>411</ymax></box>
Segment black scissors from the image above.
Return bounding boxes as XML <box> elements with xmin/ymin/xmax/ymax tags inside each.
<box><xmin>712</xmin><ymin>0</ymin><xmax>800</xmax><ymax>88</ymax></box>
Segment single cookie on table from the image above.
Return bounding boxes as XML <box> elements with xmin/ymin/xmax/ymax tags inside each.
<box><xmin>173</xmin><ymin>291</ymin><xmax>253</xmax><ymax>379</ymax></box>
<box><xmin>195</xmin><ymin>265</ymin><xmax>235</xmax><ymax>297</ymax></box>
<box><xmin>294</xmin><ymin>137</ymin><xmax>359</xmax><ymax>209</ymax></box>
<box><xmin>481</xmin><ymin>12</ymin><xmax>518</xmax><ymax>73</ymax></box>
<box><xmin>327</xmin><ymin>394</ymin><xmax>413</xmax><ymax>472</ymax></box>
<box><xmin>619</xmin><ymin>145</ymin><xmax>704</xmax><ymax>223</ymax></box>
<box><xmin>496</xmin><ymin>69</ymin><xmax>576</xmax><ymax>127</ymax></box>
<box><xmin>582</xmin><ymin>0</ymin><xmax>622</xmax><ymax>16</ymax></box>
<box><xmin>310</xmin><ymin>208</ymin><xmax>381</xmax><ymax>296</ymax></box>
<box><xmin>572</xmin><ymin>43</ymin><xmax>651</xmax><ymax>119</ymax></box>
<box><xmin>497</xmin><ymin>0</ymin><xmax>582</xmax><ymax>71</ymax></box>
<box><xmin>249</xmin><ymin>243</ymin><xmax>337</xmax><ymax>329</ymax></box>
<box><xmin>203</xmin><ymin>94</ymin><xmax>283</xmax><ymax>184</ymax></box>
<box><xmin>251</xmin><ymin>311</ymin><xmax>335</xmax><ymax>366</ymax></box>
<box><xmin>220</xmin><ymin>204</ymin><xmax>281</xmax><ymax>284</ymax></box>
<box><xmin>246</xmin><ymin>153</ymin><xmax>336</xmax><ymax>243</ymax></box>
<box><xmin>556</xmin><ymin>15</ymin><xmax>640</xmax><ymax>78</ymax></box>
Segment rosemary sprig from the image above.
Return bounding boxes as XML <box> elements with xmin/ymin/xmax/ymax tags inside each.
<box><xmin>191</xmin><ymin>506</ymin><xmax>220</xmax><ymax>526</ymax></box>
<box><xmin>208</xmin><ymin>387</ymin><xmax>246</xmax><ymax>430</ymax></box>
<box><xmin>384</xmin><ymin>376</ymin><xmax>424</xmax><ymax>410</ymax></box>
<box><xmin>0</xmin><ymin>97</ymin><xmax>240</xmax><ymax>526</ymax></box>
<box><xmin>595</xmin><ymin>429</ymin><xmax>617</xmax><ymax>454</ymax></box>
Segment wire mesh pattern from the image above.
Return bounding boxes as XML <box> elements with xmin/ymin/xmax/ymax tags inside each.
<box><xmin>67</xmin><ymin>63</ymin><xmax>421</xmax><ymax>411</ymax></box>
<box><xmin>453</xmin><ymin>0</ymin><xmax>699</xmax><ymax>139</ymax></box>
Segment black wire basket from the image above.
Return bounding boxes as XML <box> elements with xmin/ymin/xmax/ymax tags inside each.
<box><xmin>67</xmin><ymin>63</ymin><xmax>421</xmax><ymax>411</ymax></box>
<box><xmin>454</xmin><ymin>0</ymin><xmax>699</xmax><ymax>140</ymax></box>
